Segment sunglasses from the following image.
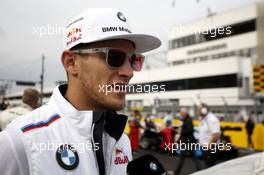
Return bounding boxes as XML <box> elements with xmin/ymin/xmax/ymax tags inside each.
<box><xmin>72</xmin><ymin>47</ymin><xmax>145</xmax><ymax>71</ymax></box>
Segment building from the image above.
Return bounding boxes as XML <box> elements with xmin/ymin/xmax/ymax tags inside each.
<box><xmin>126</xmin><ymin>3</ymin><xmax>264</xmax><ymax>120</ymax></box>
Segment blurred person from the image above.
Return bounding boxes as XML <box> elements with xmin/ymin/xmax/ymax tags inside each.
<box><xmin>0</xmin><ymin>8</ymin><xmax>161</xmax><ymax>175</ymax></box>
<box><xmin>144</xmin><ymin>114</ymin><xmax>156</xmax><ymax>132</ymax></box>
<box><xmin>160</xmin><ymin>116</ymin><xmax>173</xmax><ymax>152</ymax></box>
<box><xmin>245</xmin><ymin>113</ymin><xmax>255</xmax><ymax>150</ymax></box>
<box><xmin>164</xmin><ymin>111</ymin><xmax>173</xmax><ymax>126</ymax></box>
<box><xmin>0</xmin><ymin>97</ymin><xmax>9</xmax><ymax>111</ymax></box>
<box><xmin>134</xmin><ymin>109</ymin><xmax>142</xmax><ymax>120</ymax></box>
<box><xmin>197</xmin><ymin>103</ymin><xmax>221</xmax><ymax>168</ymax></box>
<box><xmin>0</xmin><ymin>88</ymin><xmax>39</xmax><ymax>130</ymax></box>
<box><xmin>128</xmin><ymin>111</ymin><xmax>141</xmax><ymax>154</ymax></box>
<box><xmin>139</xmin><ymin>114</ymin><xmax>163</xmax><ymax>151</ymax></box>
<box><xmin>174</xmin><ymin>108</ymin><xmax>202</xmax><ymax>175</ymax></box>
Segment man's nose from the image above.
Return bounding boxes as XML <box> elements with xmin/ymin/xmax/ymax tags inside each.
<box><xmin>118</xmin><ymin>57</ymin><xmax>134</xmax><ymax>80</ymax></box>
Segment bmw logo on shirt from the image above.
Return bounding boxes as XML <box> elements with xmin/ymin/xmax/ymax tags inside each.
<box><xmin>56</xmin><ymin>144</ymin><xmax>79</xmax><ymax>170</ymax></box>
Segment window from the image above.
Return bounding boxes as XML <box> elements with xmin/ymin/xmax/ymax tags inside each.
<box><xmin>169</xmin><ymin>19</ymin><xmax>256</xmax><ymax>49</ymax></box>
<box><xmin>129</xmin><ymin>74</ymin><xmax>239</xmax><ymax>94</ymax></box>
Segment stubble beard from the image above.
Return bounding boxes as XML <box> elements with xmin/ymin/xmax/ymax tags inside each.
<box><xmin>81</xmin><ymin>79</ymin><xmax>125</xmax><ymax>111</ymax></box>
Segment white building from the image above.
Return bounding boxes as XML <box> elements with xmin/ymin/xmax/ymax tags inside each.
<box><xmin>126</xmin><ymin>3</ymin><xmax>264</xmax><ymax>119</ymax></box>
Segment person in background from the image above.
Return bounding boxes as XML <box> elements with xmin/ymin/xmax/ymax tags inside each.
<box><xmin>197</xmin><ymin>103</ymin><xmax>221</xmax><ymax>168</ymax></box>
<box><xmin>245</xmin><ymin>112</ymin><xmax>255</xmax><ymax>150</ymax></box>
<box><xmin>174</xmin><ymin>107</ymin><xmax>201</xmax><ymax>175</ymax></box>
<box><xmin>160</xmin><ymin>117</ymin><xmax>173</xmax><ymax>152</ymax></box>
<box><xmin>164</xmin><ymin>111</ymin><xmax>173</xmax><ymax>126</ymax></box>
<box><xmin>144</xmin><ymin>114</ymin><xmax>156</xmax><ymax>132</ymax></box>
<box><xmin>0</xmin><ymin>88</ymin><xmax>39</xmax><ymax>130</ymax></box>
<box><xmin>129</xmin><ymin>110</ymin><xmax>141</xmax><ymax>154</ymax></box>
<box><xmin>0</xmin><ymin>97</ymin><xmax>9</xmax><ymax>111</ymax></box>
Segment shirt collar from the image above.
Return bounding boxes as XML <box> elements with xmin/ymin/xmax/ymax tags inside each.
<box><xmin>49</xmin><ymin>84</ymin><xmax>127</xmax><ymax>141</ymax></box>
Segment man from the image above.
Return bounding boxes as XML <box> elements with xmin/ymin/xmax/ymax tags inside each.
<box><xmin>163</xmin><ymin>111</ymin><xmax>173</xmax><ymax>126</ymax></box>
<box><xmin>0</xmin><ymin>97</ymin><xmax>9</xmax><ymax>111</ymax></box>
<box><xmin>0</xmin><ymin>8</ymin><xmax>161</xmax><ymax>175</ymax></box>
<box><xmin>128</xmin><ymin>110</ymin><xmax>141</xmax><ymax>154</ymax></box>
<box><xmin>245</xmin><ymin>113</ymin><xmax>255</xmax><ymax>150</ymax></box>
<box><xmin>174</xmin><ymin>108</ymin><xmax>201</xmax><ymax>175</ymax></box>
<box><xmin>0</xmin><ymin>88</ymin><xmax>39</xmax><ymax>130</ymax></box>
<box><xmin>197</xmin><ymin>103</ymin><xmax>221</xmax><ymax>168</ymax></box>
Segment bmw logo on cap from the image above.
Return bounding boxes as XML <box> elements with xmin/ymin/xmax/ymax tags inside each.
<box><xmin>56</xmin><ymin>144</ymin><xmax>79</xmax><ymax>170</ymax></box>
<box><xmin>117</xmin><ymin>12</ymin><xmax>126</xmax><ymax>22</ymax></box>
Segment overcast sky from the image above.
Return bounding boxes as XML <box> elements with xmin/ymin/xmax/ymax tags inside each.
<box><xmin>0</xmin><ymin>0</ymin><xmax>262</xmax><ymax>88</ymax></box>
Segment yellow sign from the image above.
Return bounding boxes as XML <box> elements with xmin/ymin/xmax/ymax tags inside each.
<box><xmin>253</xmin><ymin>65</ymin><xmax>264</xmax><ymax>93</ymax></box>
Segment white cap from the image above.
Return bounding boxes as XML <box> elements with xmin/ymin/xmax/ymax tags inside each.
<box><xmin>63</xmin><ymin>8</ymin><xmax>161</xmax><ymax>53</ymax></box>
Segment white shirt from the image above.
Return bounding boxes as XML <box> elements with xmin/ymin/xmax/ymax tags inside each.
<box><xmin>0</xmin><ymin>84</ymin><xmax>132</xmax><ymax>175</ymax></box>
<box><xmin>198</xmin><ymin>112</ymin><xmax>221</xmax><ymax>145</ymax></box>
<box><xmin>0</xmin><ymin>103</ymin><xmax>32</xmax><ymax>130</ymax></box>
<box><xmin>163</xmin><ymin>113</ymin><xmax>173</xmax><ymax>124</ymax></box>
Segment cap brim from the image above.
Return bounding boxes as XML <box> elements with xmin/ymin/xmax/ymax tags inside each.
<box><xmin>80</xmin><ymin>34</ymin><xmax>161</xmax><ymax>53</ymax></box>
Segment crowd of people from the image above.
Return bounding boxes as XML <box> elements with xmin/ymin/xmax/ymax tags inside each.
<box><xmin>127</xmin><ymin>103</ymin><xmax>256</xmax><ymax>175</ymax></box>
<box><xmin>0</xmin><ymin>93</ymin><xmax>259</xmax><ymax>175</ymax></box>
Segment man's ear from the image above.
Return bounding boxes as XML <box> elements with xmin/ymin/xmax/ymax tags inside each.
<box><xmin>61</xmin><ymin>51</ymin><xmax>79</xmax><ymax>76</ymax></box>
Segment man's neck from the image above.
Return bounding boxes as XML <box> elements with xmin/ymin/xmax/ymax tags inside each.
<box><xmin>64</xmin><ymin>84</ymin><xmax>104</xmax><ymax>111</ymax></box>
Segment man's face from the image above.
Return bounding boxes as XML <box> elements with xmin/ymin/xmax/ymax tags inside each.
<box><xmin>180</xmin><ymin>110</ymin><xmax>187</xmax><ymax>117</ymax></box>
<box><xmin>74</xmin><ymin>40</ymin><xmax>134</xmax><ymax>111</ymax></box>
<box><xmin>197</xmin><ymin>105</ymin><xmax>205</xmax><ymax>117</ymax></box>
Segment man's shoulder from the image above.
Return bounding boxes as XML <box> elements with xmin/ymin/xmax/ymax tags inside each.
<box><xmin>207</xmin><ymin>113</ymin><xmax>219</xmax><ymax>123</ymax></box>
<box><xmin>6</xmin><ymin>103</ymin><xmax>59</xmax><ymax>132</ymax></box>
<box><xmin>1</xmin><ymin>105</ymin><xmax>31</xmax><ymax>117</ymax></box>
<box><xmin>185</xmin><ymin>116</ymin><xmax>193</xmax><ymax>123</ymax></box>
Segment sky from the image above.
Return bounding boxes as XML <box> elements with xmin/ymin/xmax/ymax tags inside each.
<box><xmin>0</xmin><ymin>0</ymin><xmax>262</xmax><ymax>89</ymax></box>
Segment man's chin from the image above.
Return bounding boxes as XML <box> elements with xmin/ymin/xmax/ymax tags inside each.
<box><xmin>99</xmin><ymin>92</ymin><xmax>126</xmax><ymax>110</ymax></box>
<box><xmin>107</xmin><ymin>98</ymin><xmax>125</xmax><ymax>111</ymax></box>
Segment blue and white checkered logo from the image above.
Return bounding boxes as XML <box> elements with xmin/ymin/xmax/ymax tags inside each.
<box><xmin>56</xmin><ymin>144</ymin><xmax>79</xmax><ymax>170</ymax></box>
<box><xmin>61</xmin><ymin>148</ymin><xmax>76</xmax><ymax>166</ymax></box>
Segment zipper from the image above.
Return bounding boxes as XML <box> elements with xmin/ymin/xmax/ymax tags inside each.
<box><xmin>91</xmin><ymin>123</ymin><xmax>95</xmax><ymax>150</ymax></box>
<box><xmin>91</xmin><ymin>123</ymin><xmax>100</xmax><ymax>173</ymax></box>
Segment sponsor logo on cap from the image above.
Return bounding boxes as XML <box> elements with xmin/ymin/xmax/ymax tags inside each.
<box><xmin>102</xmin><ymin>26</ymin><xmax>131</xmax><ymax>33</ymax></box>
<box><xmin>66</xmin><ymin>26</ymin><xmax>82</xmax><ymax>46</ymax></box>
<box><xmin>117</xmin><ymin>12</ymin><xmax>126</xmax><ymax>22</ymax></box>
<box><xmin>56</xmin><ymin>144</ymin><xmax>79</xmax><ymax>170</ymax></box>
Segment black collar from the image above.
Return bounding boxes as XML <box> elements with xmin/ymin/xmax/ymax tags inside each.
<box><xmin>93</xmin><ymin>110</ymin><xmax>127</xmax><ymax>141</ymax></box>
<box><xmin>92</xmin><ymin>111</ymin><xmax>127</xmax><ymax>175</ymax></box>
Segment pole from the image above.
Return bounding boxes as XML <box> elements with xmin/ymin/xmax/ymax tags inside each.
<box><xmin>40</xmin><ymin>55</ymin><xmax>45</xmax><ymax>105</ymax></box>
<box><xmin>221</xmin><ymin>96</ymin><xmax>228</xmax><ymax>118</ymax></box>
